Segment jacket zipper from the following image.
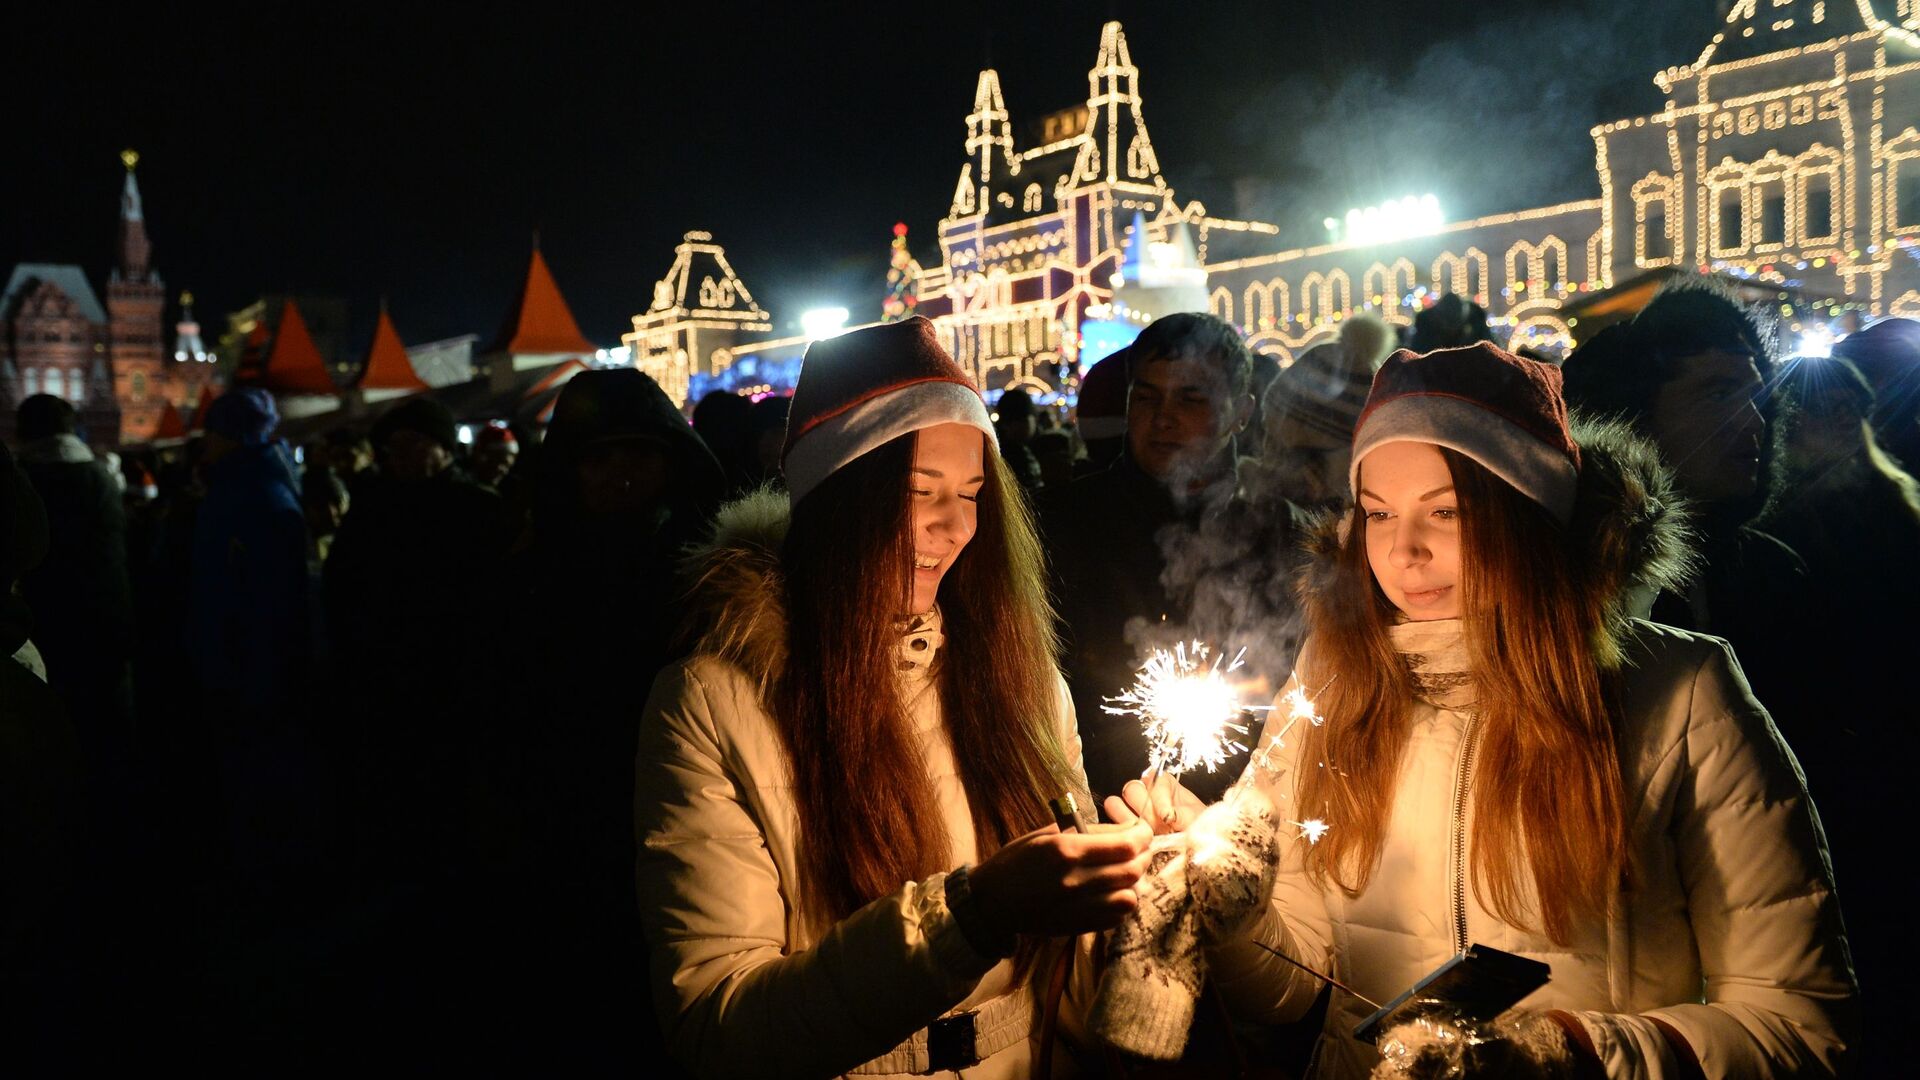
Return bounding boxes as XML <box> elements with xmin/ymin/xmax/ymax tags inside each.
<box><xmin>1449</xmin><ymin>713</ymin><xmax>1481</xmax><ymax>956</ymax></box>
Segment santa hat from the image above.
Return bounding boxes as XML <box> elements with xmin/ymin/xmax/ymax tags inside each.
<box><xmin>1075</xmin><ymin>346</ymin><xmax>1131</xmax><ymax>441</ymax></box>
<box><xmin>1351</xmin><ymin>343</ymin><xmax>1581</xmax><ymax>523</ymax></box>
<box><xmin>475</xmin><ymin>422</ymin><xmax>518</xmax><ymax>451</ymax></box>
<box><xmin>782</xmin><ymin>317</ymin><xmax>995</xmax><ymax>504</ymax></box>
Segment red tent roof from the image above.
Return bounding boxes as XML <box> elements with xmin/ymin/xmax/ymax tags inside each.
<box><xmin>358</xmin><ymin>309</ymin><xmax>429</xmax><ymax>391</ymax></box>
<box><xmin>261</xmin><ymin>299</ymin><xmax>338</xmax><ymax>395</ymax></box>
<box><xmin>489</xmin><ymin>248</ymin><xmax>596</xmax><ymax>356</ymax></box>
<box><xmin>187</xmin><ymin>383</ymin><xmax>216</xmax><ymax>432</ymax></box>
<box><xmin>152</xmin><ymin>400</ymin><xmax>188</xmax><ymax>440</ymax></box>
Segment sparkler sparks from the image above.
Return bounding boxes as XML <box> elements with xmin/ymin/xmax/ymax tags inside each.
<box><xmin>1104</xmin><ymin>641</ymin><xmax>1256</xmax><ymax>778</ymax></box>
<box><xmin>1293</xmin><ymin>818</ymin><xmax>1331</xmax><ymax>845</ymax></box>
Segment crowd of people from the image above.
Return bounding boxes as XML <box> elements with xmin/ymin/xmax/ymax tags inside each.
<box><xmin>2</xmin><ymin>277</ymin><xmax>1913</xmax><ymax>1075</ymax></box>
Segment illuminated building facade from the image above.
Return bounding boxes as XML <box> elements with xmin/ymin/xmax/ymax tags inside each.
<box><xmin>633</xmin><ymin>5</ymin><xmax>1919</xmax><ymax>408</ymax></box>
<box><xmin>1207</xmin><ymin>0</ymin><xmax>1920</xmax><ymax>361</ymax></box>
<box><xmin>0</xmin><ymin>153</ymin><xmax>220</xmax><ymax>444</ymax></box>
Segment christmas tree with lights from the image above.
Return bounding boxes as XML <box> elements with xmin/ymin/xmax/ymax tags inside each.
<box><xmin>882</xmin><ymin>222</ymin><xmax>919</xmax><ymax>323</ymax></box>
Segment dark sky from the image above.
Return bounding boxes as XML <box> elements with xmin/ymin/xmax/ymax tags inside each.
<box><xmin>5</xmin><ymin>1</ymin><xmax>1723</xmax><ymax>356</ymax></box>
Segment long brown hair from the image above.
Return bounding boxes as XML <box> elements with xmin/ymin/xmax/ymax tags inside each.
<box><xmin>1294</xmin><ymin>449</ymin><xmax>1627</xmax><ymax>944</ymax></box>
<box><xmin>774</xmin><ymin>431</ymin><xmax>1073</xmax><ymax>940</ymax></box>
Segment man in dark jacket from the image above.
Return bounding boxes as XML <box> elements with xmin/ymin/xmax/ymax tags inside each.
<box><xmin>485</xmin><ymin>370</ymin><xmax>724</xmax><ymax>1066</ymax></box>
<box><xmin>324</xmin><ymin>396</ymin><xmax>512</xmax><ymax>875</ymax></box>
<box><xmin>1044</xmin><ymin>314</ymin><xmax>1303</xmax><ymax>803</ymax></box>
<box><xmin>12</xmin><ymin>394</ymin><xmax>134</xmax><ymax>774</ymax></box>
<box><xmin>0</xmin><ymin>438</ymin><xmax>82</xmax><ymax>1056</ymax></box>
<box><xmin>1562</xmin><ymin>278</ymin><xmax>1809</xmax><ymax>697</ymax></box>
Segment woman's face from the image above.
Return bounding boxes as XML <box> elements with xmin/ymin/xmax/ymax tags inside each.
<box><xmin>1358</xmin><ymin>440</ymin><xmax>1462</xmax><ymax>621</ymax></box>
<box><xmin>909</xmin><ymin>423</ymin><xmax>985</xmax><ymax>615</ymax></box>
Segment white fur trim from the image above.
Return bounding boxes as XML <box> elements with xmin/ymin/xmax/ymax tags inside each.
<box><xmin>784</xmin><ymin>381</ymin><xmax>997</xmax><ymax>504</ymax></box>
<box><xmin>1350</xmin><ymin>396</ymin><xmax>1578</xmax><ymax>523</ymax></box>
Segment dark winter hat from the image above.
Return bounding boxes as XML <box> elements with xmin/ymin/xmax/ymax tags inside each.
<box><xmin>1076</xmin><ymin>346</ymin><xmax>1131</xmax><ymax>441</ymax></box>
<box><xmin>373</xmin><ymin>396</ymin><xmax>458</xmax><ymax>454</ymax></box>
<box><xmin>205</xmin><ymin>387</ymin><xmax>280</xmax><ymax>446</ymax></box>
<box><xmin>782</xmin><ymin>316</ymin><xmax>995</xmax><ymax>504</ymax></box>
<box><xmin>16</xmin><ymin>394</ymin><xmax>77</xmax><ymax>442</ymax></box>
<box><xmin>1351</xmin><ymin>343</ymin><xmax>1581</xmax><ymax>523</ymax></box>
<box><xmin>996</xmin><ymin>387</ymin><xmax>1037</xmax><ymax>419</ymax></box>
<box><xmin>1832</xmin><ymin>317</ymin><xmax>1920</xmax><ymax>385</ymax></box>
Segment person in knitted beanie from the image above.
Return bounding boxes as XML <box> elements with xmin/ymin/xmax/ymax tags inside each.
<box><xmin>1112</xmin><ymin>342</ymin><xmax>1855</xmax><ymax>1078</ymax></box>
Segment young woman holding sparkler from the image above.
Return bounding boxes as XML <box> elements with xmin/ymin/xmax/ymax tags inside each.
<box><xmin>634</xmin><ymin>317</ymin><xmax>1150</xmax><ymax>1079</ymax></box>
<box><xmin>1112</xmin><ymin>343</ymin><xmax>1856</xmax><ymax>1077</ymax></box>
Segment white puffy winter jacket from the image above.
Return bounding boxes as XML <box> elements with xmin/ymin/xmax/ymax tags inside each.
<box><xmin>1209</xmin><ymin>620</ymin><xmax>1858</xmax><ymax>1078</ymax></box>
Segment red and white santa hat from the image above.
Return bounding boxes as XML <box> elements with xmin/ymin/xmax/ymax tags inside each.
<box><xmin>1350</xmin><ymin>342</ymin><xmax>1582</xmax><ymax>523</ymax></box>
<box><xmin>782</xmin><ymin>316</ymin><xmax>997</xmax><ymax>504</ymax></box>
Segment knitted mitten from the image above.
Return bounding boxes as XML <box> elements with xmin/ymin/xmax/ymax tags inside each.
<box><xmin>1186</xmin><ymin>785</ymin><xmax>1282</xmax><ymax>944</ymax></box>
<box><xmin>1089</xmin><ymin>837</ymin><xmax>1205</xmax><ymax>1061</ymax></box>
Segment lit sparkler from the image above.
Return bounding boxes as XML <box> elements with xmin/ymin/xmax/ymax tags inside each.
<box><xmin>1104</xmin><ymin>641</ymin><xmax>1258</xmax><ymax>780</ymax></box>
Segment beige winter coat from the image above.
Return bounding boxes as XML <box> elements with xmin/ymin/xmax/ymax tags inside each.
<box><xmin>1207</xmin><ymin>424</ymin><xmax>1858</xmax><ymax>1078</ymax></box>
<box><xmin>635</xmin><ymin>493</ymin><xmax>1091</xmax><ymax>1079</ymax></box>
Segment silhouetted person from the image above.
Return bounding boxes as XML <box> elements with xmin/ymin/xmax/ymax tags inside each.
<box><xmin>0</xmin><ymin>438</ymin><xmax>81</xmax><ymax>1062</ymax></box>
<box><xmin>467</xmin><ymin>422</ymin><xmax>518</xmax><ymax>490</ymax></box>
<box><xmin>12</xmin><ymin>394</ymin><xmax>134</xmax><ymax>789</ymax></box>
<box><xmin>192</xmin><ymin>389</ymin><xmax>310</xmax><ymax>719</ymax></box>
<box><xmin>1073</xmin><ymin>345</ymin><xmax>1130</xmax><ymax>476</ymax></box>
<box><xmin>692</xmin><ymin>389</ymin><xmax>754</xmax><ymax>494</ymax></box>
<box><xmin>1244</xmin><ymin>315</ymin><xmax>1391</xmax><ymax>513</ymax></box>
<box><xmin>1832</xmin><ymin>316</ymin><xmax>1920</xmax><ymax>471</ymax></box>
<box><xmin>1043</xmin><ymin>313</ymin><xmax>1303</xmax><ymax>802</ymax></box>
<box><xmin>743</xmin><ymin>393</ymin><xmax>791</xmax><ymax>490</ymax></box>
<box><xmin>484</xmin><ymin>368</ymin><xmax>724</xmax><ymax>1070</ymax></box>
<box><xmin>1562</xmin><ymin>279</ymin><xmax>1810</xmax><ymax>702</ymax></box>
<box><xmin>1753</xmin><ymin>355</ymin><xmax>1920</xmax><ymax>1038</ymax></box>
<box><xmin>324</xmin><ymin>396</ymin><xmax>511</xmax><ymax>876</ymax></box>
<box><xmin>994</xmin><ymin>387</ymin><xmax>1045</xmax><ymax>492</ymax></box>
<box><xmin>189</xmin><ymin>389</ymin><xmax>319</xmax><ymax>891</ymax></box>
<box><xmin>1409</xmin><ymin>292</ymin><xmax>1493</xmax><ymax>352</ymax></box>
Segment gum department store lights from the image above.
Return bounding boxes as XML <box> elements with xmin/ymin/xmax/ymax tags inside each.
<box><xmin>634</xmin><ymin>4</ymin><xmax>1920</xmax><ymax>406</ymax></box>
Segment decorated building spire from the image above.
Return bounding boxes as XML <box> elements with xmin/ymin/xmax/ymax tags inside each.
<box><xmin>174</xmin><ymin>289</ymin><xmax>211</xmax><ymax>363</ymax></box>
<box><xmin>118</xmin><ymin>148</ymin><xmax>152</xmax><ymax>279</ymax></box>
<box><xmin>1073</xmin><ymin>22</ymin><xmax>1165</xmax><ymax>191</ymax></box>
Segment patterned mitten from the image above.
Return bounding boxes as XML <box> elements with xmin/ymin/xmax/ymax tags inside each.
<box><xmin>1089</xmin><ymin>837</ymin><xmax>1205</xmax><ymax>1061</ymax></box>
<box><xmin>1186</xmin><ymin>785</ymin><xmax>1282</xmax><ymax>943</ymax></box>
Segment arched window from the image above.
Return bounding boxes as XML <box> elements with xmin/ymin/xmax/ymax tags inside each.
<box><xmin>22</xmin><ymin>367</ymin><xmax>39</xmax><ymax>396</ymax></box>
<box><xmin>43</xmin><ymin>368</ymin><xmax>64</xmax><ymax>401</ymax></box>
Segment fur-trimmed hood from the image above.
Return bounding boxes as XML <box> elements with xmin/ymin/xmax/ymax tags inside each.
<box><xmin>1299</xmin><ymin>416</ymin><xmax>1696</xmax><ymax>628</ymax></box>
<box><xmin>675</xmin><ymin>487</ymin><xmax>792</xmax><ymax>696</ymax></box>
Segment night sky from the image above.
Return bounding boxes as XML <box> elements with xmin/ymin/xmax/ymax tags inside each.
<box><xmin>6</xmin><ymin>1</ymin><xmax>1724</xmax><ymax>356</ymax></box>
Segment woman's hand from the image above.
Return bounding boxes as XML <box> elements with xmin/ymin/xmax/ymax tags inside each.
<box><xmin>1104</xmin><ymin>773</ymin><xmax>1206</xmax><ymax>834</ymax></box>
<box><xmin>967</xmin><ymin>820</ymin><xmax>1152</xmax><ymax>939</ymax></box>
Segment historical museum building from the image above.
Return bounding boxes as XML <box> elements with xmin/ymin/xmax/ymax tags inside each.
<box><xmin>0</xmin><ymin>153</ymin><xmax>221</xmax><ymax>445</ymax></box>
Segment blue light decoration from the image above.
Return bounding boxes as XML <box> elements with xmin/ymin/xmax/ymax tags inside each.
<box><xmin>1077</xmin><ymin>317</ymin><xmax>1142</xmax><ymax>369</ymax></box>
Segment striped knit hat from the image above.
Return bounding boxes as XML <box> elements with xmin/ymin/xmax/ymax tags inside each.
<box><xmin>1270</xmin><ymin>341</ymin><xmax>1374</xmax><ymax>443</ymax></box>
<box><xmin>782</xmin><ymin>316</ymin><xmax>996</xmax><ymax>504</ymax></box>
<box><xmin>1350</xmin><ymin>343</ymin><xmax>1581</xmax><ymax>523</ymax></box>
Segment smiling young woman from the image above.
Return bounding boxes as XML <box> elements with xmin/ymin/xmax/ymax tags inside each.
<box><xmin>635</xmin><ymin>318</ymin><xmax>1149</xmax><ymax>1079</ymax></box>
